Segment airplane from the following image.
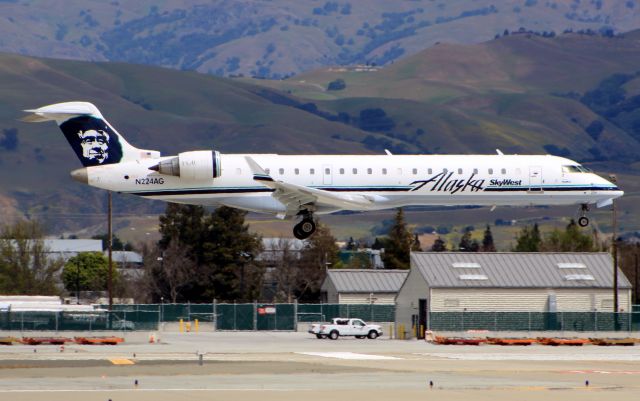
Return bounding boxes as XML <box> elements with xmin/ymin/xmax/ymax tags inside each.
<box><xmin>23</xmin><ymin>102</ymin><xmax>623</xmax><ymax>239</ymax></box>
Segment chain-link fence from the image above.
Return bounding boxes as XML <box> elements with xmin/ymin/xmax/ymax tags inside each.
<box><xmin>1</xmin><ymin>303</ymin><xmax>394</xmax><ymax>332</ymax></box>
<box><xmin>297</xmin><ymin>303</ymin><xmax>395</xmax><ymax>323</ymax></box>
<box><xmin>7</xmin><ymin>305</ymin><xmax>637</xmax><ymax>332</ymax></box>
<box><xmin>428</xmin><ymin>311</ymin><xmax>640</xmax><ymax>332</ymax></box>
<box><xmin>0</xmin><ymin>310</ymin><xmax>159</xmax><ymax>331</ymax></box>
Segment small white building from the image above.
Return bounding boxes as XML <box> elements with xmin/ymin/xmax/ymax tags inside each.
<box><xmin>396</xmin><ymin>252</ymin><xmax>633</xmax><ymax>336</ymax></box>
<box><xmin>321</xmin><ymin>269</ymin><xmax>409</xmax><ymax>304</ymax></box>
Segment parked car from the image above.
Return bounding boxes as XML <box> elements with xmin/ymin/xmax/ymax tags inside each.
<box><xmin>308</xmin><ymin>318</ymin><xmax>382</xmax><ymax>340</ymax></box>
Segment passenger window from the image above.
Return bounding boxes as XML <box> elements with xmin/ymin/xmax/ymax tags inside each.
<box><xmin>428</xmin><ymin>168</ymin><xmax>433</xmax><ymax>174</ymax></box>
<box><xmin>458</xmin><ymin>168</ymin><xmax>463</xmax><ymax>174</ymax></box>
<box><xmin>382</xmin><ymin>168</ymin><xmax>387</xmax><ymax>175</ymax></box>
<box><xmin>397</xmin><ymin>168</ymin><xmax>402</xmax><ymax>175</ymax></box>
<box><xmin>501</xmin><ymin>168</ymin><xmax>506</xmax><ymax>175</ymax></box>
<box><xmin>325</xmin><ymin>168</ymin><xmax>331</xmax><ymax>175</ymax></box>
<box><xmin>488</xmin><ymin>168</ymin><xmax>493</xmax><ymax>175</ymax></box>
<box><xmin>353</xmin><ymin>168</ymin><xmax>358</xmax><ymax>174</ymax></box>
<box><xmin>339</xmin><ymin>168</ymin><xmax>345</xmax><ymax>175</ymax></box>
<box><xmin>443</xmin><ymin>168</ymin><xmax>448</xmax><ymax>174</ymax></box>
<box><xmin>473</xmin><ymin>168</ymin><xmax>478</xmax><ymax>174</ymax></box>
<box><xmin>367</xmin><ymin>168</ymin><xmax>372</xmax><ymax>175</ymax></box>
<box><xmin>236</xmin><ymin>168</ymin><xmax>242</xmax><ymax>175</ymax></box>
<box><xmin>265</xmin><ymin>168</ymin><xmax>270</xmax><ymax>174</ymax></box>
<box><xmin>310</xmin><ymin>168</ymin><xmax>315</xmax><ymax>175</ymax></box>
<box><xmin>295</xmin><ymin>168</ymin><xmax>299</xmax><ymax>175</ymax></box>
<box><xmin>279</xmin><ymin>168</ymin><xmax>284</xmax><ymax>175</ymax></box>
<box><xmin>412</xmin><ymin>168</ymin><xmax>417</xmax><ymax>175</ymax></box>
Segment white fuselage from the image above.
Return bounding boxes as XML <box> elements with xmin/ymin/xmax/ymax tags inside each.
<box><xmin>82</xmin><ymin>153</ymin><xmax>622</xmax><ymax>216</ymax></box>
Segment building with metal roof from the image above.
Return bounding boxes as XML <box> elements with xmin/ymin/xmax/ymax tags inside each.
<box><xmin>43</xmin><ymin>239</ymin><xmax>103</xmax><ymax>257</ymax></box>
<box><xmin>321</xmin><ymin>269</ymin><xmax>409</xmax><ymax>304</ymax></box>
<box><xmin>396</xmin><ymin>252</ymin><xmax>632</xmax><ymax>336</ymax></box>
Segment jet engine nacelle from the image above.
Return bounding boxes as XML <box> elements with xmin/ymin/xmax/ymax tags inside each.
<box><xmin>151</xmin><ymin>150</ymin><xmax>222</xmax><ymax>181</ymax></box>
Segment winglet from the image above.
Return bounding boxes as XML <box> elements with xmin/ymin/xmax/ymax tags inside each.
<box><xmin>496</xmin><ymin>149</ymin><xmax>504</xmax><ymax>155</ymax></box>
<box><xmin>245</xmin><ymin>156</ymin><xmax>274</xmax><ymax>182</ymax></box>
<box><xmin>384</xmin><ymin>149</ymin><xmax>393</xmax><ymax>155</ymax></box>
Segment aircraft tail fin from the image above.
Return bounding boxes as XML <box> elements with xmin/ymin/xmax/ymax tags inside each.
<box><xmin>23</xmin><ymin>102</ymin><xmax>159</xmax><ymax>167</ymax></box>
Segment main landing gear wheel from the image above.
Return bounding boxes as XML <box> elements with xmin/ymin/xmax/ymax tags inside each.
<box><xmin>578</xmin><ymin>204</ymin><xmax>590</xmax><ymax>227</ymax></box>
<box><xmin>293</xmin><ymin>218</ymin><xmax>316</xmax><ymax>240</ymax></box>
<box><xmin>578</xmin><ymin>216</ymin><xmax>589</xmax><ymax>227</ymax></box>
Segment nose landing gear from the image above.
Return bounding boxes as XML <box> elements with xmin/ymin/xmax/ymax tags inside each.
<box><xmin>293</xmin><ymin>215</ymin><xmax>316</xmax><ymax>240</ymax></box>
<box><xmin>578</xmin><ymin>204</ymin><xmax>590</xmax><ymax>227</ymax></box>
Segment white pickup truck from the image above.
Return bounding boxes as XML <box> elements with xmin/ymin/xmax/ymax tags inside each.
<box><xmin>308</xmin><ymin>318</ymin><xmax>383</xmax><ymax>340</ymax></box>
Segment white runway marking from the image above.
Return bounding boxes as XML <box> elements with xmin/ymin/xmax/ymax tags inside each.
<box><xmin>414</xmin><ymin>352</ymin><xmax>640</xmax><ymax>361</ymax></box>
<box><xmin>0</xmin><ymin>389</ymin><xmax>296</xmax><ymax>393</ymax></box>
<box><xmin>298</xmin><ymin>352</ymin><xmax>401</xmax><ymax>360</ymax></box>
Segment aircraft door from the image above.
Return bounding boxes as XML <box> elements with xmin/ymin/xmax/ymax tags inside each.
<box><xmin>322</xmin><ymin>164</ymin><xmax>333</xmax><ymax>185</ymax></box>
<box><xmin>528</xmin><ymin>166</ymin><xmax>542</xmax><ymax>191</ymax></box>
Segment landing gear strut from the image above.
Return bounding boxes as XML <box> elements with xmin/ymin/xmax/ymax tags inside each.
<box><xmin>293</xmin><ymin>214</ymin><xmax>316</xmax><ymax>240</ymax></box>
<box><xmin>578</xmin><ymin>204</ymin><xmax>590</xmax><ymax>227</ymax></box>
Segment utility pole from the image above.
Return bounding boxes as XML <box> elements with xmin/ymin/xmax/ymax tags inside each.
<box><xmin>635</xmin><ymin>245</ymin><xmax>639</xmax><ymax>305</ymax></box>
<box><xmin>108</xmin><ymin>192</ymin><xmax>113</xmax><ymax>310</ymax></box>
<box><xmin>610</xmin><ymin>174</ymin><xmax>618</xmax><ymax>312</ymax></box>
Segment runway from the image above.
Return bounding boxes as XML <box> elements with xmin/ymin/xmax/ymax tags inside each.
<box><xmin>1</xmin><ymin>332</ymin><xmax>639</xmax><ymax>400</ymax></box>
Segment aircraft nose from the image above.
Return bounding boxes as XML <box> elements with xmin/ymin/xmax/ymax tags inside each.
<box><xmin>70</xmin><ymin>168</ymin><xmax>88</xmax><ymax>184</ymax></box>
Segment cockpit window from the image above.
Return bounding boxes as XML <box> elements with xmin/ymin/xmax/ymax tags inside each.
<box><xmin>563</xmin><ymin>165</ymin><xmax>583</xmax><ymax>173</ymax></box>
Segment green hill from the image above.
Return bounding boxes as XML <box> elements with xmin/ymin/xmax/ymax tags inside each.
<box><xmin>254</xmin><ymin>31</ymin><xmax>640</xmax><ymax>161</ymax></box>
<box><xmin>2</xmin><ymin>30</ymin><xmax>640</xmax><ymax>240</ymax></box>
<box><xmin>1</xmin><ymin>1</ymin><xmax>640</xmax><ymax>78</ymax></box>
<box><xmin>0</xmin><ymin>53</ymin><xmax>377</xmax><ymax>231</ymax></box>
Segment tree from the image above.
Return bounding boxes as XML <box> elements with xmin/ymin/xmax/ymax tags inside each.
<box><xmin>458</xmin><ymin>227</ymin><xmax>479</xmax><ymax>252</ymax></box>
<box><xmin>412</xmin><ymin>234</ymin><xmax>422</xmax><ymax>251</ymax></box>
<box><xmin>346</xmin><ymin>237</ymin><xmax>357</xmax><ymax>250</ymax></box>
<box><xmin>158</xmin><ymin>203</ymin><xmax>207</xmax><ymax>255</ymax></box>
<box><xmin>297</xmin><ymin>222</ymin><xmax>339</xmax><ymax>302</ymax></box>
<box><xmin>481</xmin><ymin>225</ymin><xmax>496</xmax><ymax>252</ymax></box>
<box><xmin>618</xmin><ymin>242</ymin><xmax>640</xmax><ymax>304</ymax></box>
<box><xmin>541</xmin><ymin>220</ymin><xmax>597</xmax><ymax>252</ymax></box>
<box><xmin>0</xmin><ymin>220</ymin><xmax>62</xmax><ymax>295</ymax></box>
<box><xmin>382</xmin><ymin>208</ymin><xmax>414</xmax><ymax>269</ymax></box>
<box><xmin>327</xmin><ymin>78</ymin><xmax>346</xmax><ymax>91</ymax></box>
<box><xmin>371</xmin><ymin>237</ymin><xmax>384</xmax><ymax>250</ymax></box>
<box><xmin>61</xmin><ymin>252</ymin><xmax>116</xmax><ymax>293</ymax></box>
<box><xmin>271</xmin><ymin>238</ymin><xmax>300</xmax><ymax>303</ymax></box>
<box><xmin>142</xmin><ymin>239</ymin><xmax>196</xmax><ymax>303</ymax></box>
<box><xmin>152</xmin><ymin>203</ymin><xmax>263</xmax><ymax>302</ymax></box>
<box><xmin>514</xmin><ymin>223</ymin><xmax>542</xmax><ymax>251</ymax></box>
<box><xmin>430</xmin><ymin>237</ymin><xmax>447</xmax><ymax>252</ymax></box>
<box><xmin>199</xmin><ymin>206</ymin><xmax>264</xmax><ymax>302</ymax></box>
<box><xmin>91</xmin><ymin>233</ymin><xmax>133</xmax><ymax>251</ymax></box>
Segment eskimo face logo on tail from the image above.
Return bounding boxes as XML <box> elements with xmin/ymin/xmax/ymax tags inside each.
<box><xmin>78</xmin><ymin>129</ymin><xmax>109</xmax><ymax>163</ymax></box>
<box><xmin>60</xmin><ymin>116</ymin><xmax>123</xmax><ymax>166</ymax></box>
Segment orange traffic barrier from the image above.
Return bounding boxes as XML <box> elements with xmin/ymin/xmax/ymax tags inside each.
<box><xmin>589</xmin><ymin>338</ymin><xmax>638</xmax><ymax>346</ymax></box>
<box><xmin>486</xmin><ymin>337</ymin><xmax>534</xmax><ymax>346</ymax></box>
<box><xmin>74</xmin><ymin>336</ymin><xmax>124</xmax><ymax>345</ymax></box>
<box><xmin>0</xmin><ymin>337</ymin><xmax>19</xmax><ymax>345</ymax></box>
<box><xmin>434</xmin><ymin>336</ymin><xmax>485</xmax><ymax>345</ymax></box>
<box><xmin>537</xmin><ymin>337</ymin><xmax>589</xmax><ymax>346</ymax></box>
<box><xmin>21</xmin><ymin>337</ymin><xmax>72</xmax><ymax>345</ymax></box>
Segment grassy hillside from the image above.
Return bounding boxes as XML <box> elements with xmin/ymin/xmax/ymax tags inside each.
<box><xmin>0</xmin><ymin>52</ymin><xmax>379</xmax><ymax>232</ymax></box>
<box><xmin>1</xmin><ymin>1</ymin><xmax>640</xmax><ymax>78</ymax></box>
<box><xmin>2</xmin><ymin>30</ymin><xmax>640</xmax><ymax>243</ymax></box>
<box><xmin>254</xmin><ymin>31</ymin><xmax>640</xmax><ymax>162</ymax></box>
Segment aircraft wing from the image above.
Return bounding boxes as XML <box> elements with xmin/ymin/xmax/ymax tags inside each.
<box><xmin>245</xmin><ymin>157</ymin><xmax>381</xmax><ymax>218</ymax></box>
